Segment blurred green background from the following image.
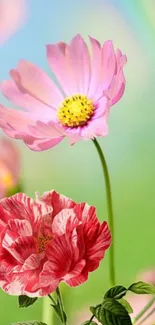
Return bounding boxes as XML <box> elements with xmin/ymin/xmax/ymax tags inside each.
<box><xmin>1</xmin><ymin>0</ymin><xmax>155</xmax><ymax>324</ymax></box>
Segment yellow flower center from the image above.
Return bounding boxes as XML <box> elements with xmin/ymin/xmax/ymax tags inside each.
<box><xmin>57</xmin><ymin>94</ymin><xmax>94</xmax><ymax>127</ymax></box>
<box><xmin>38</xmin><ymin>235</ymin><xmax>52</xmax><ymax>253</ymax></box>
<box><xmin>0</xmin><ymin>165</ymin><xmax>14</xmax><ymax>189</ymax></box>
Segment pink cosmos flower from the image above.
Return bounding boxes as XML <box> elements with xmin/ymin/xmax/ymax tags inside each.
<box><xmin>0</xmin><ymin>35</ymin><xmax>127</xmax><ymax>151</ymax></box>
<box><xmin>0</xmin><ymin>190</ymin><xmax>111</xmax><ymax>297</ymax></box>
<box><xmin>0</xmin><ymin>0</ymin><xmax>27</xmax><ymax>45</ymax></box>
<box><xmin>0</xmin><ymin>137</ymin><xmax>20</xmax><ymax>198</ymax></box>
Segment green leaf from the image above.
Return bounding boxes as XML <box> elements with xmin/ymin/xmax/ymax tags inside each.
<box><xmin>129</xmin><ymin>281</ymin><xmax>155</xmax><ymax>294</ymax></box>
<box><xmin>92</xmin><ymin>306</ymin><xmax>132</xmax><ymax>325</ymax></box>
<box><xmin>10</xmin><ymin>320</ymin><xmax>47</xmax><ymax>325</ymax></box>
<box><xmin>103</xmin><ymin>298</ymin><xmax>128</xmax><ymax>316</ymax></box>
<box><xmin>103</xmin><ymin>309</ymin><xmax>132</xmax><ymax>325</ymax></box>
<box><xmin>118</xmin><ymin>298</ymin><xmax>133</xmax><ymax>314</ymax></box>
<box><xmin>18</xmin><ymin>296</ymin><xmax>38</xmax><ymax>308</ymax></box>
<box><xmin>104</xmin><ymin>285</ymin><xmax>127</xmax><ymax>299</ymax></box>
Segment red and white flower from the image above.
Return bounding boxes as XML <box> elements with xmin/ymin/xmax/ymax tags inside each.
<box><xmin>0</xmin><ymin>190</ymin><xmax>111</xmax><ymax>297</ymax></box>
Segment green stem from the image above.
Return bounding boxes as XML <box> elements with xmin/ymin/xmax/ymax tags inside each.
<box><xmin>89</xmin><ymin>315</ymin><xmax>95</xmax><ymax>323</ymax></box>
<box><xmin>133</xmin><ymin>295</ymin><xmax>155</xmax><ymax>324</ymax></box>
<box><xmin>93</xmin><ymin>139</ymin><xmax>115</xmax><ymax>287</ymax></box>
<box><xmin>48</xmin><ymin>294</ymin><xmax>57</xmax><ymax>305</ymax></box>
<box><xmin>138</xmin><ymin>307</ymin><xmax>155</xmax><ymax>325</ymax></box>
<box><xmin>56</xmin><ymin>287</ymin><xmax>67</xmax><ymax>325</ymax></box>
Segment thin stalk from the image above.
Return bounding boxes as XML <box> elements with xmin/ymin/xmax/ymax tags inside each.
<box><xmin>89</xmin><ymin>315</ymin><xmax>95</xmax><ymax>323</ymax></box>
<box><xmin>138</xmin><ymin>307</ymin><xmax>155</xmax><ymax>325</ymax></box>
<box><xmin>133</xmin><ymin>295</ymin><xmax>155</xmax><ymax>324</ymax></box>
<box><xmin>56</xmin><ymin>286</ymin><xmax>67</xmax><ymax>325</ymax></box>
<box><xmin>93</xmin><ymin>139</ymin><xmax>115</xmax><ymax>286</ymax></box>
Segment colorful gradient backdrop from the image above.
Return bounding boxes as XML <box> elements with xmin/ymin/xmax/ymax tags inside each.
<box><xmin>0</xmin><ymin>0</ymin><xmax>155</xmax><ymax>324</ymax></box>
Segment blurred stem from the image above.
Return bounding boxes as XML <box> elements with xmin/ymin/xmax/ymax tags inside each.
<box><xmin>42</xmin><ymin>296</ymin><xmax>54</xmax><ymax>325</ymax></box>
<box><xmin>138</xmin><ymin>307</ymin><xmax>155</xmax><ymax>325</ymax></box>
<box><xmin>93</xmin><ymin>139</ymin><xmax>115</xmax><ymax>287</ymax></box>
<box><xmin>133</xmin><ymin>295</ymin><xmax>155</xmax><ymax>324</ymax></box>
<box><xmin>56</xmin><ymin>287</ymin><xmax>67</xmax><ymax>325</ymax></box>
<box><xmin>89</xmin><ymin>315</ymin><xmax>95</xmax><ymax>324</ymax></box>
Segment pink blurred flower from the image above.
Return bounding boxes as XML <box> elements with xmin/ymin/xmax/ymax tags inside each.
<box><xmin>0</xmin><ymin>190</ymin><xmax>111</xmax><ymax>297</ymax></box>
<box><xmin>0</xmin><ymin>35</ymin><xmax>127</xmax><ymax>151</ymax></box>
<box><xmin>74</xmin><ymin>307</ymin><xmax>99</xmax><ymax>325</ymax></box>
<box><xmin>0</xmin><ymin>0</ymin><xmax>27</xmax><ymax>45</ymax></box>
<box><xmin>0</xmin><ymin>137</ymin><xmax>20</xmax><ymax>198</ymax></box>
<box><xmin>128</xmin><ymin>269</ymin><xmax>155</xmax><ymax>324</ymax></box>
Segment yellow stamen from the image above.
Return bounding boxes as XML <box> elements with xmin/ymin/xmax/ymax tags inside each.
<box><xmin>38</xmin><ymin>235</ymin><xmax>52</xmax><ymax>253</ymax></box>
<box><xmin>57</xmin><ymin>94</ymin><xmax>94</xmax><ymax>127</ymax></box>
<box><xmin>0</xmin><ymin>170</ymin><xmax>14</xmax><ymax>188</ymax></box>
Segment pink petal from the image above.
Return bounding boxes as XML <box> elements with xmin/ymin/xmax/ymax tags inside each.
<box><xmin>37</xmin><ymin>190</ymin><xmax>76</xmax><ymax>217</ymax></box>
<box><xmin>52</xmin><ymin>208</ymin><xmax>79</xmax><ymax>236</ymax></box>
<box><xmin>86</xmin><ymin>221</ymin><xmax>111</xmax><ymax>272</ymax></box>
<box><xmin>88</xmin><ymin>36</ymin><xmax>102</xmax><ymax>100</ymax></box>
<box><xmin>0</xmin><ymin>137</ymin><xmax>20</xmax><ymax>182</ymax></box>
<box><xmin>24</xmin><ymin>135</ymin><xmax>64</xmax><ymax>151</ymax></box>
<box><xmin>109</xmin><ymin>70</ymin><xmax>126</xmax><ymax>106</ymax></box>
<box><xmin>1</xmin><ymin>80</ymin><xmax>57</xmax><ymax>118</ymax></box>
<box><xmin>0</xmin><ymin>104</ymin><xmax>64</xmax><ymax>151</ymax></box>
<box><xmin>28</xmin><ymin>120</ymin><xmax>64</xmax><ymax>138</ymax></box>
<box><xmin>74</xmin><ymin>203</ymin><xmax>97</xmax><ymax>224</ymax></box>
<box><xmin>101</xmin><ymin>41</ymin><xmax>116</xmax><ymax>89</ymax></box>
<box><xmin>7</xmin><ymin>219</ymin><xmax>32</xmax><ymax>237</ymax></box>
<box><xmin>65</xmin><ymin>269</ymin><xmax>88</xmax><ymax>287</ymax></box>
<box><xmin>25</xmin><ymin>275</ymin><xmax>59</xmax><ymax>297</ymax></box>
<box><xmin>0</xmin><ymin>204</ymin><xmax>12</xmax><ymax>228</ymax></box>
<box><xmin>63</xmin><ymin>259</ymin><xmax>86</xmax><ymax>283</ymax></box>
<box><xmin>42</xmin><ymin>234</ymin><xmax>75</xmax><ymax>282</ymax></box>
<box><xmin>81</xmin><ymin>116</ymin><xmax>109</xmax><ymax>139</ymax></box>
<box><xmin>22</xmin><ymin>253</ymin><xmax>44</xmax><ymax>271</ymax></box>
<box><xmin>93</xmin><ymin>96</ymin><xmax>109</xmax><ymax>119</ymax></box>
<box><xmin>2</xmin><ymin>269</ymin><xmax>41</xmax><ymax>296</ymax></box>
<box><xmin>0</xmin><ymin>250</ymin><xmax>17</xmax><ymax>284</ymax></box>
<box><xmin>47</xmin><ymin>34</ymin><xmax>91</xmax><ymax>96</ymax></box>
<box><xmin>11</xmin><ymin>60</ymin><xmax>63</xmax><ymax>108</ymax></box>
<box><xmin>40</xmin><ymin>260</ymin><xmax>61</xmax><ymax>287</ymax></box>
<box><xmin>0</xmin><ymin>0</ymin><xmax>27</xmax><ymax>46</ymax></box>
<box><xmin>1</xmin><ymin>193</ymin><xmax>52</xmax><ymax>234</ymax></box>
<box><xmin>0</xmin><ymin>104</ymin><xmax>36</xmax><ymax>135</ymax></box>
<box><xmin>106</xmin><ymin>49</ymin><xmax>127</xmax><ymax>106</ymax></box>
<box><xmin>47</xmin><ymin>42</ymin><xmax>73</xmax><ymax>96</ymax></box>
<box><xmin>88</xmin><ymin>39</ymin><xmax>116</xmax><ymax>101</ymax></box>
<box><xmin>68</xmin><ymin>34</ymin><xmax>91</xmax><ymax>94</ymax></box>
<box><xmin>2</xmin><ymin>235</ymin><xmax>38</xmax><ymax>263</ymax></box>
<box><xmin>68</xmin><ymin>134</ymin><xmax>82</xmax><ymax>145</ymax></box>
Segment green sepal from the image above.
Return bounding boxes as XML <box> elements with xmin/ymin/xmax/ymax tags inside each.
<box><xmin>18</xmin><ymin>296</ymin><xmax>38</xmax><ymax>308</ymax></box>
